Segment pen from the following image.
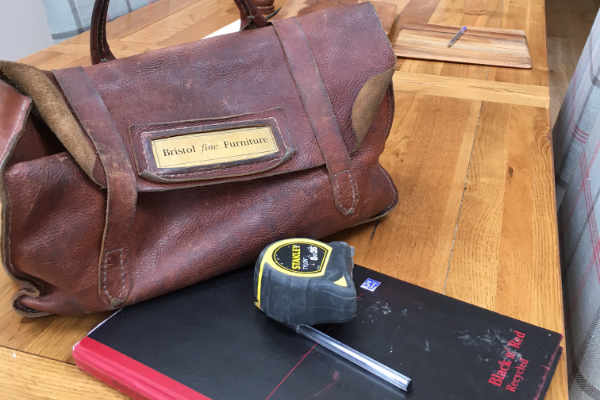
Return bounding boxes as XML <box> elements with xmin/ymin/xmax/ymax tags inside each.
<box><xmin>295</xmin><ymin>324</ymin><xmax>412</xmax><ymax>392</ymax></box>
<box><xmin>448</xmin><ymin>26</ymin><xmax>467</xmax><ymax>48</ymax></box>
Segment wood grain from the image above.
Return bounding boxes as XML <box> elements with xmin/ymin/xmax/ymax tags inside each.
<box><xmin>335</xmin><ymin>94</ymin><xmax>481</xmax><ymax>293</ymax></box>
<box><xmin>274</xmin><ymin>0</ymin><xmax>399</xmax><ymax>36</ymax></box>
<box><xmin>393</xmin><ymin>71</ymin><xmax>549</xmax><ymax>107</ymax></box>
<box><xmin>394</xmin><ymin>24</ymin><xmax>533</xmax><ymax>68</ymax></box>
<box><xmin>0</xmin><ymin>346</ymin><xmax>125</xmax><ymax>399</ymax></box>
<box><xmin>0</xmin><ymin>0</ymin><xmax>567</xmax><ymax>399</ymax></box>
<box><xmin>0</xmin><ymin>279</ymin><xmax>107</xmax><ymax>363</ymax></box>
<box><xmin>444</xmin><ymin>103</ymin><xmax>568</xmax><ymax>399</ymax></box>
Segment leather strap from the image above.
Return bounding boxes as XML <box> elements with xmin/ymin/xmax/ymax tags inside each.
<box><xmin>53</xmin><ymin>67</ymin><xmax>137</xmax><ymax>308</ymax></box>
<box><xmin>90</xmin><ymin>0</ymin><xmax>271</xmax><ymax>64</ymax></box>
<box><xmin>90</xmin><ymin>0</ymin><xmax>115</xmax><ymax>64</ymax></box>
<box><xmin>234</xmin><ymin>0</ymin><xmax>271</xmax><ymax>30</ymax></box>
<box><xmin>272</xmin><ymin>19</ymin><xmax>359</xmax><ymax>216</ymax></box>
<box><xmin>252</xmin><ymin>0</ymin><xmax>275</xmax><ymax>16</ymax></box>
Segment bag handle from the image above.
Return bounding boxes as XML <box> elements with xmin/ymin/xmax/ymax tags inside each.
<box><xmin>90</xmin><ymin>0</ymin><xmax>272</xmax><ymax>64</ymax></box>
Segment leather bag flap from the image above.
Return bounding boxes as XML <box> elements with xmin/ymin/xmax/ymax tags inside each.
<box><xmin>53</xmin><ymin>3</ymin><xmax>395</xmax><ymax>192</ymax></box>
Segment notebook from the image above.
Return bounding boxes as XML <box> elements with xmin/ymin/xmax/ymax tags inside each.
<box><xmin>73</xmin><ymin>265</ymin><xmax>562</xmax><ymax>399</ymax></box>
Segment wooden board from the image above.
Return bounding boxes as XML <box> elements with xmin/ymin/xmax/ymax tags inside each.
<box><xmin>273</xmin><ymin>0</ymin><xmax>399</xmax><ymax>36</ymax></box>
<box><xmin>0</xmin><ymin>347</ymin><xmax>124</xmax><ymax>400</ymax></box>
<box><xmin>394</xmin><ymin>23</ymin><xmax>532</xmax><ymax>69</ymax></box>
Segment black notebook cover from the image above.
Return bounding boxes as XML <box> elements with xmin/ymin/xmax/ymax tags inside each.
<box><xmin>74</xmin><ymin>266</ymin><xmax>562</xmax><ymax>400</ymax></box>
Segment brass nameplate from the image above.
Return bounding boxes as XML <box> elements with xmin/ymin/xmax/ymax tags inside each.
<box><xmin>151</xmin><ymin>126</ymin><xmax>279</xmax><ymax>169</ymax></box>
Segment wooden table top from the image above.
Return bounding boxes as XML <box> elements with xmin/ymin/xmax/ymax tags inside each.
<box><xmin>0</xmin><ymin>0</ymin><xmax>567</xmax><ymax>399</ymax></box>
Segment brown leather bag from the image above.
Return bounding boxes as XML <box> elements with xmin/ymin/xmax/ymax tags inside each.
<box><xmin>0</xmin><ymin>0</ymin><xmax>397</xmax><ymax>316</ymax></box>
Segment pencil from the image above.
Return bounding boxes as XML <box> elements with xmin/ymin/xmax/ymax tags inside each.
<box><xmin>448</xmin><ymin>26</ymin><xmax>468</xmax><ymax>48</ymax></box>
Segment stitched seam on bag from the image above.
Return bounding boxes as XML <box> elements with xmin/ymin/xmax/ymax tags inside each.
<box><xmin>151</xmin><ymin>156</ymin><xmax>287</xmax><ymax>178</ymax></box>
<box><xmin>0</xmin><ymin>98</ymin><xmax>49</xmax><ymax>306</ymax></box>
<box><xmin>101</xmin><ymin>248</ymin><xmax>126</xmax><ymax>303</ymax></box>
<box><xmin>291</xmin><ymin>19</ymin><xmax>357</xmax><ymax>215</ymax></box>
<box><xmin>272</xmin><ymin>22</ymin><xmax>328</xmax><ymax>158</ymax></box>
<box><xmin>101</xmin><ymin>248</ymin><xmax>127</xmax><ymax>305</ymax></box>
<box><xmin>1</xmin><ymin>99</ymin><xmax>30</xmax><ymax>280</ymax></box>
<box><xmin>273</xmin><ymin>20</ymin><xmax>357</xmax><ymax>215</ymax></box>
<box><xmin>333</xmin><ymin>169</ymin><xmax>358</xmax><ymax>215</ymax></box>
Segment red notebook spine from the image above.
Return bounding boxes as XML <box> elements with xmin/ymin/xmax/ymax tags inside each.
<box><xmin>73</xmin><ymin>337</ymin><xmax>211</xmax><ymax>400</ymax></box>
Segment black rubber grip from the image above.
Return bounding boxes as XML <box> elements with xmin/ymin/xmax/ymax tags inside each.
<box><xmin>254</xmin><ymin>241</ymin><xmax>357</xmax><ymax>326</ymax></box>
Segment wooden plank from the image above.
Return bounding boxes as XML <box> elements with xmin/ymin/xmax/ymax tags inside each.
<box><xmin>0</xmin><ymin>276</ymin><xmax>106</xmax><ymax>363</ymax></box>
<box><xmin>154</xmin><ymin>3</ymin><xmax>239</xmax><ymax>46</ymax></box>
<box><xmin>492</xmin><ymin>0</ymin><xmax>549</xmax><ymax>86</ymax></box>
<box><xmin>61</xmin><ymin>0</ymin><xmax>200</xmax><ymax>45</ymax></box>
<box><xmin>396</xmin><ymin>0</ymin><xmax>497</xmax><ymax>78</ymax></box>
<box><xmin>373</xmin><ymin>1</ymin><xmax>399</xmax><ymax>36</ymax></box>
<box><xmin>394</xmin><ymin>24</ymin><xmax>532</xmax><ymax>69</ymax></box>
<box><xmin>444</xmin><ymin>102</ymin><xmax>567</xmax><ymax>397</ymax></box>
<box><xmin>121</xmin><ymin>0</ymin><xmax>238</xmax><ymax>47</ymax></box>
<box><xmin>334</xmin><ymin>94</ymin><xmax>481</xmax><ymax>292</ymax></box>
<box><xmin>395</xmin><ymin>0</ymin><xmax>440</xmax><ymax>26</ymax></box>
<box><xmin>433</xmin><ymin>0</ymin><xmax>508</xmax><ymax>82</ymax></box>
<box><xmin>0</xmin><ymin>346</ymin><xmax>125</xmax><ymax>399</ymax></box>
<box><xmin>394</xmin><ymin>0</ymin><xmax>549</xmax><ymax>86</ymax></box>
<box><xmin>393</xmin><ymin>71</ymin><xmax>549</xmax><ymax>107</ymax></box>
<box><xmin>273</xmin><ymin>0</ymin><xmax>399</xmax><ymax>36</ymax></box>
<box><xmin>18</xmin><ymin>51</ymin><xmax>66</xmax><ymax>67</ymax></box>
<box><xmin>51</xmin><ymin>40</ymin><xmax>165</xmax><ymax>61</ymax></box>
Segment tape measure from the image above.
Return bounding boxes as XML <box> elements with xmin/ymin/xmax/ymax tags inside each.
<box><xmin>253</xmin><ymin>238</ymin><xmax>357</xmax><ymax>326</ymax></box>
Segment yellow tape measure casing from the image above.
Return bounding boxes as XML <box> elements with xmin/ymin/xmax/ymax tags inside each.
<box><xmin>255</xmin><ymin>238</ymin><xmax>332</xmax><ymax>309</ymax></box>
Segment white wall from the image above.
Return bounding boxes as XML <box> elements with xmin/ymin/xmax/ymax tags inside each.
<box><xmin>0</xmin><ymin>1</ymin><xmax>54</xmax><ymax>61</ymax></box>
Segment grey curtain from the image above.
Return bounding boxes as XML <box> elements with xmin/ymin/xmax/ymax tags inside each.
<box><xmin>43</xmin><ymin>0</ymin><xmax>157</xmax><ymax>40</ymax></box>
<box><xmin>553</xmin><ymin>9</ymin><xmax>600</xmax><ymax>400</ymax></box>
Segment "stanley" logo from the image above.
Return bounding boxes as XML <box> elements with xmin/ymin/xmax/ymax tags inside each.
<box><xmin>152</xmin><ymin>126</ymin><xmax>278</xmax><ymax>169</ymax></box>
<box><xmin>291</xmin><ymin>244</ymin><xmax>301</xmax><ymax>270</ymax></box>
